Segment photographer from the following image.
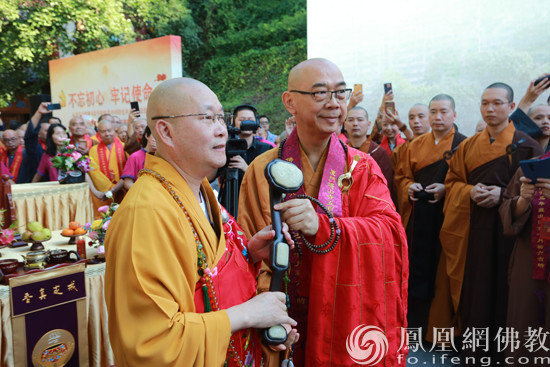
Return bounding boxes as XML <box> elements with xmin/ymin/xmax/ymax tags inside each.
<box><xmin>227</xmin><ymin>104</ymin><xmax>272</xmax><ymax>180</ymax></box>
<box><xmin>218</xmin><ymin>104</ymin><xmax>272</xmax><ymax>218</ymax></box>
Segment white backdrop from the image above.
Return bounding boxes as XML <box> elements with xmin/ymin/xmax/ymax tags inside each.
<box><xmin>307</xmin><ymin>0</ymin><xmax>550</xmax><ymax>135</ymax></box>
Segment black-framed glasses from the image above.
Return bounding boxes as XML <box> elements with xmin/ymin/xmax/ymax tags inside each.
<box><xmin>289</xmin><ymin>88</ymin><xmax>352</xmax><ymax>103</ymax></box>
<box><xmin>151</xmin><ymin>112</ymin><xmax>231</xmax><ymax>125</ymax></box>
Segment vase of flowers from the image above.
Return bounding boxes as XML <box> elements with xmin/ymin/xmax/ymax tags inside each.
<box><xmin>0</xmin><ymin>209</ymin><xmax>18</xmax><ymax>247</ymax></box>
<box><xmin>50</xmin><ymin>141</ymin><xmax>91</xmax><ymax>184</ymax></box>
<box><xmin>84</xmin><ymin>202</ymin><xmax>118</xmax><ymax>255</ymax></box>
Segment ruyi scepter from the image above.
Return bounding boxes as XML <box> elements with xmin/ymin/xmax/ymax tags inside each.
<box><xmin>263</xmin><ymin>159</ymin><xmax>304</xmax><ymax>346</ymax></box>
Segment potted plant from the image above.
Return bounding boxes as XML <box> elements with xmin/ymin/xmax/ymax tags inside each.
<box><xmin>50</xmin><ymin>141</ymin><xmax>91</xmax><ymax>184</ymax></box>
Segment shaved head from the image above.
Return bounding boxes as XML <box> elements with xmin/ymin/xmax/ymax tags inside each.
<box><xmin>288</xmin><ymin>58</ymin><xmax>345</xmax><ymax>91</ymax></box>
<box><xmin>2</xmin><ymin>129</ymin><xmax>19</xmax><ymax>152</ymax></box>
<box><xmin>283</xmin><ymin>58</ymin><xmax>347</xmax><ymax>145</ymax></box>
<box><xmin>147</xmin><ymin>78</ymin><xmax>208</xmax><ymax>131</ymax></box>
<box><xmin>147</xmin><ymin>77</ymin><xmax>227</xmax><ymax>179</ymax></box>
<box><xmin>97</xmin><ymin>119</ymin><xmax>113</xmax><ymax>130</ymax></box>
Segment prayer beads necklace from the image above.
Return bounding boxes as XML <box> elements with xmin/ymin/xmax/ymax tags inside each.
<box><xmin>277</xmin><ymin>138</ymin><xmax>342</xmax><ymax>254</ymax></box>
<box><xmin>139</xmin><ymin>168</ymin><xmax>246</xmax><ymax>367</ymax></box>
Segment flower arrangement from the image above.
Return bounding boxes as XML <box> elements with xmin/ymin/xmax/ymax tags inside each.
<box><xmin>50</xmin><ymin>140</ymin><xmax>91</xmax><ymax>174</ymax></box>
<box><xmin>84</xmin><ymin>202</ymin><xmax>119</xmax><ymax>254</ymax></box>
<box><xmin>0</xmin><ymin>209</ymin><xmax>18</xmax><ymax>247</ymax></box>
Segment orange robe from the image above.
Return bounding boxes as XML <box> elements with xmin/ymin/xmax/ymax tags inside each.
<box><xmin>88</xmin><ymin>139</ymin><xmax>127</xmax><ymax>217</ymax></box>
<box><xmin>391</xmin><ymin>140</ymin><xmax>413</xmax><ymax>224</ymax></box>
<box><xmin>105</xmin><ymin>155</ymin><xmax>261</xmax><ymax>366</ymax></box>
<box><xmin>436</xmin><ymin>123</ymin><xmax>542</xmax><ymax>349</ymax></box>
<box><xmin>350</xmin><ymin>139</ymin><xmax>394</xmax><ymax>193</ymax></box>
<box><xmin>238</xmin><ymin>138</ymin><xmax>408</xmax><ymax>366</ymax></box>
<box><xmin>394</xmin><ymin>128</ymin><xmax>466</xmax><ymax>334</ymax></box>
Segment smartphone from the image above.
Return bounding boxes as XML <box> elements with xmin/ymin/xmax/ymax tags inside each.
<box><xmin>384</xmin><ymin>83</ymin><xmax>393</xmax><ymax>95</ymax></box>
<box><xmin>353</xmin><ymin>83</ymin><xmax>363</xmax><ymax>95</ymax></box>
<box><xmin>413</xmin><ymin>190</ymin><xmax>435</xmax><ymax>201</ymax></box>
<box><xmin>534</xmin><ymin>74</ymin><xmax>550</xmax><ymax>88</ymax></box>
<box><xmin>47</xmin><ymin>103</ymin><xmax>61</xmax><ymax>111</ymax></box>
<box><xmin>385</xmin><ymin>101</ymin><xmax>395</xmax><ymax>114</ymax></box>
<box><xmin>130</xmin><ymin>101</ymin><xmax>140</xmax><ymax>117</ymax></box>
<box><xmin>519</xmin><ymin>157</ymin><xmax>550</xmax><ymax>181</ymax></box>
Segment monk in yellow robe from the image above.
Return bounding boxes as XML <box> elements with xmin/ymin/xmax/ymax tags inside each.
<box><xmin>392</xmin><ymin>103</ymin><xmax>430</xmax><ymax>225</ymax></box>
<box><xmin>394</xmin><ymin>95</ymin><xmax>466</xmax><ymax>339</ymax></box>
<box><xmin>105</xmin><ymin>77</ymin><xmax>298</xmax><ymax>367</ymax></box>
<box><xmin>439</xmin><ymin>83</ymin><xmax>542</xmax><ymax>363</ymax></box>
<box><xmin>86</xmin><ymin>119</ymin><xmax>127</xmax><ymax>218</ymax></box>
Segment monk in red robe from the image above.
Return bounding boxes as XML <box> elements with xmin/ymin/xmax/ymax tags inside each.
<box><xmin>440</xmin><ymin>83</ymin><xmax>543</xmax><ymax>364</ymax></box>
<box><xmin>345</xmin><ymin>106</ymin><xmax>393</xmax><ymax>188</ymax></box>
<box><xmin>239</xmin><ymin>58</ymin><xmax>408</xmax><ymax>366</ymax></box>
<box><xmin>1</xmin><ymin>129</ymin><xmax>25</xmax><ymax>183</ymax></box>
<box><xmin>394</xmin><ymin>94</ymin><xmax>466</xmax><ymax>338</ymax></box>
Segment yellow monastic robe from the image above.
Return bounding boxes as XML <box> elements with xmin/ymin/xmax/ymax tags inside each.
<box><xmin>392</xmin><ymin>140</ymin><xmax>411</xmax><ymax>223</ymax></box>
<box><xmin>88</xmin><ymin>140</ymin><xmax>127</xmax><ymax>216</ymax></box>
<box><xmin>105</xmin><ymin>154</ymin><xmax>231</xmax><ymax>366</ymax></box>
<box><xmin>395</xmin><ymin>129</ymin><xmax>458</xmax><ymax>228</ymax></box>
<box><xmin>432</xmin><ymin>122</ymin><xmax>542</xmax><ymax>338</ymax></box>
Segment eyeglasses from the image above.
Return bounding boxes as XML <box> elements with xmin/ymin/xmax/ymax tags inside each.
<box><xmin>289</xmin><ymin>89</ymin><xmax>352</xmax><ymax>103</ymax></box>
<box><xmin>480</xmin><ymin>100</ymin><xmax>510</xmax><ymax>108</ymax></box>
<box><xmin>3</xmin><ymin>138</ymin><xmax>18</xmax><ymax>143</ymax></box>
<box><xmin>151</xmin><ymin>112</ymin><xmax>231</xmax><ymax>125</ymax></box>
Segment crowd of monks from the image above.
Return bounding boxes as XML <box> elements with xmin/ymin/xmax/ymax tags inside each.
<box><xmin>343</xmin><ymin>77</ymin><xmax>550</xmax><ymax>365</ymax></box>
<box><xmin>1</xmin><ymin>102</ymin><xmax>155</xmax><ymax>218</ymax></box>
<box><xmin>5</xmin><ymin>61</ymin><xmax>549</xmax><ymax>366</ymax></box>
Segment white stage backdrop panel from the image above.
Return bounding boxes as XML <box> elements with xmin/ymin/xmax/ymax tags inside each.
<box><xmin>308</xmin><ymin>0</ymin><xmax>550</xmax><ymax>135</ymax></box>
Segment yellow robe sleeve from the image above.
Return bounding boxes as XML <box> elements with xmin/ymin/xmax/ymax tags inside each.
<box><xmin>105</xmin><ymin>173</ymin><xmax>231</xmax><ymax>366</ymax></box>
<box><xmin>440</xmin><ymin>139</ymin><xmax>473</xmax><ymax>311</ymax></box>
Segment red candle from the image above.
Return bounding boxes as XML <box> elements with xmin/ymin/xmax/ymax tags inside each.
<box><xmin>76</xmin><ymin>236</ymin><xmax>86</xmax><ymax>259</ymax></box>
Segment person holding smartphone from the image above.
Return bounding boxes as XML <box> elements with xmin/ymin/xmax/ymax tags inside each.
<box><xmin>68</xmin><ymin>116</ymin><xmax>94</xmax><ymax>155</ymax></box>
<box><xmin>510</xmin><ymin>73</ymin><xmax>550</xmax><ymax>140</ymax></box>
<box><xmin>19</xmin><ymin>102</ymin><xmax>61</xmax><ymax>183</ymax></box>
<box><xmin>374</xmin><ymin>89</ymin><xmax>413</xmax><ymax>155</ymax></box>
<box><xmin>499</xmin><ymin>103</ymin><xmax>550</xmax><ymax>362</ymax></box>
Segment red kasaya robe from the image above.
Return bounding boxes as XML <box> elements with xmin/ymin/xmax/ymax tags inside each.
<box><xmin>1</xmin><ymin>146</ymin><xmax>24</xmax><ymax>182</ymax></box>
<box><xmin>239</xmin><ymin>136</ymin><xmax>408</xmax><ymax>367</ymax></box>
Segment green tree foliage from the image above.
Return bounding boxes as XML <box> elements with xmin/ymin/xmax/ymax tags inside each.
<box><xmin>0</xmin><ymin>0</ymin><xmax>136</xmax><ymax>105</ymax></box>
<box><xmin>186</xmin><ymin>0</ymin><xmax>307</xmax><ymax>133</ymax></box>
<box><xmin>0</xmin><ymin>0</ymin><xmax>307</xmax><ymax>133</ymax></box>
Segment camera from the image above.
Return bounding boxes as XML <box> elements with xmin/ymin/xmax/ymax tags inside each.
<box><xmin>219</xmin><ymin>118</ymin><xmax>260</xmax><ymax>218</ymax></box>
<box><xmin>226</xmin><ymin>119</ymin><xmax>260</xmax><ymax>156</ymax></box>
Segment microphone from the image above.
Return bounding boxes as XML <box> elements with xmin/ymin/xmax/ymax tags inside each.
<box><xmin>262</xmin><ymin>159</ymin><xmax>303</xmax><ymax>345</ymax></box>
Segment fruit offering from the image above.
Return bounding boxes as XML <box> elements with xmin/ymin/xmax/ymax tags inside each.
<box><xmin>62</xmin><ymin>222</ymin><xmax>86</xmax><ymax>236</ymax></box>
<box><xmin>21</xmin><ymin>221</ymin><xmax>52</xmax><ymax>242</ymax></box>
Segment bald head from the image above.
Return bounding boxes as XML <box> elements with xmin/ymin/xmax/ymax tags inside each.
<box><xmin>2</xmin><ymin>129</ymin><xmax>19</xmax><ymax>152</ymax></box>
<box><xmin>288</xmin><ymin>58</ymin><xmax>345</xmax><ymax>91</ymax></box>
<box><xmin>69</xmin><ymin>116</ymin><xmax>86</xmax><ymax>138</ymax></box>
<box><xmin>283</xmin><ymin>58</ymin><xmax>348</xmax><ymax>144</ymax></box>
<box><xmin>475</xmin><ymin>120</ymin><xmax>486</xmax><ymax>133</ymax></box>
<box><xmin>97</xmin><ymin>120</ymin><xmax>115</xmax><ymax>145</ymax></box>
<box><xmin>147</xmin><ymin>78</ymin><xmax>209</xmax><ymax>130</ymax></box>
<box><xmin>147</xmin><ymin>77</ymin><xmax>227</xmax><ymax>179</ymax></box>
